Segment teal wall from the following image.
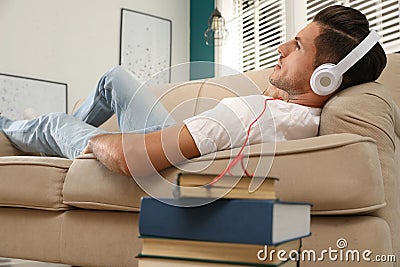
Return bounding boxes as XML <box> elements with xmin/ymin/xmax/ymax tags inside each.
<box><xmin>190</xmin><ymin>0</ymin><xmax>215</xmax><ymax>80</ymax></box>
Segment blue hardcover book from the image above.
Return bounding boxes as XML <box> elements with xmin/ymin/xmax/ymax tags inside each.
<box><xmin>139</xmin><ymin>198</ymin><xmax>311</xmax><ymax>245</ymax></box>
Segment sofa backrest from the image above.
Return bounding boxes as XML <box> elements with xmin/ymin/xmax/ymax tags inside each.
<box><xmin>148</xmin><ymin>68</ymin><xmax>273</xmax><ymax>123</ymax></box>
<box><xmin>378</xmin><ymin>54</ymin><xmax>400</xmax><ymax>104</ymax></box>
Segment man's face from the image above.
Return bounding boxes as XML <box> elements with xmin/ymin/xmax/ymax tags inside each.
<box><xmin>269</xmin><ymin>22</ymin><xmax>321</xmax><ymax>97</ymax></box>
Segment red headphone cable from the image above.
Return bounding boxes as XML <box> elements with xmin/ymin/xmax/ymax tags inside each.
<box><xmin>209</xmin><ymin>96</ymin><xmax>282</xmax><ymax>185</ymax></box>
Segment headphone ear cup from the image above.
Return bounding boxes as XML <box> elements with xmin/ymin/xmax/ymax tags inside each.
<box><xmin>310</xmin><ymin>63</ymin><xmax>343</xmax><ymax>96</ymax></box>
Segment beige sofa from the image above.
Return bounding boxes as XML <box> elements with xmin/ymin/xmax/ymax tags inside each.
<box><xmin>0</xmin><ymin>54</ymin><xmax>399</xmax><ymax>267</ymax></box>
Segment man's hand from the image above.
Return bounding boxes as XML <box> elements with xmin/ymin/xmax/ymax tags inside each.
<box><xmin>83</xmin><ymin>124</ymin><xmax>200</xmax><ymax>177</ymax></box>
<box><xmin>82</xmin><ymin>144</ymin><xmax>93</xmax><ymax>154</ymax></box>
<box><xmin>84</xmin><ymin>133</ymin><xmax>131</xmax><ymax>177</ymax></box>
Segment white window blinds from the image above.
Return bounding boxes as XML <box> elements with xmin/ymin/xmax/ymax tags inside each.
<box><xmin>306</xmin><ymin>0</ymin><xmax>400</xmax><ymax>53</ymax></box>
<box><xmin>218</xmin><ymin>0</ymin><xmax>398</xmax><ymax>75</ymax></box>
<box><xmin>235</xmin><ymin>0</ymin><xmax>286</xmax><ymax>72</ymax></box>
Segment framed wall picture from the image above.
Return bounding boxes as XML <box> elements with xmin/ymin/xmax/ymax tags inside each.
<box><xmin>120</xmin><ymin>8</ymin><xmax>172</xmax><ymax>85</ymax></box>
<box><xmin>0</xmin><ymin>73</ymin><xmax>67</xmax><ymax>120</ymax></box>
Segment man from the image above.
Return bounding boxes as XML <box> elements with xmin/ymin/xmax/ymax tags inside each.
<box><xmin>0</xmin><ymin>6</ymin><xmax>387</xmax><ymax>178</ymax></box>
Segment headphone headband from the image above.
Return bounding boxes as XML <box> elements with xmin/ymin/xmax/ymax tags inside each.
<box><xmin>334</xmin><ymin>30</ymin><xmax>380</xmax><ymax>76</ymax></box>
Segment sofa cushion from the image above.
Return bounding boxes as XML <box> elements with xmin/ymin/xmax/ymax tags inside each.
<box><xmin>0</xmin><ymin>208</ymin><xmax>66</xmax><ymax>263</ymax></box>
<box><xmin>0</xmin><ymin>156</ymin><xmax>72</xmax><ymax>210</ymax></box>
<box><xmin>60</xmin><ymin>210</ymin><xmax>141</xmax><ymax>267</ymax></box>
<box><xmin>62</xmin><ymin>133</ymin><xmax>385</xmax><ymax>215</ymax></box>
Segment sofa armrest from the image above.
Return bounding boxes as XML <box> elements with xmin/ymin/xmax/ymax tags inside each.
<box><xmin>63</xmin><ymin>133</ymin><xmax>386</xmax><ymax>215</ymax></box>
<box><xmin>274</xmin><ymin>134</ymin><xmax>386</xmax><ymax>214</ymax></box>
<box><xmin>181</xmin><ymin>133</ymin><xmax>386</xmax><ymax>215</ymax></box>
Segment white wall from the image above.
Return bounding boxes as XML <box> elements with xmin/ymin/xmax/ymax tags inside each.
<box><xmin>286</xmin><ymin>0</ymin><xmax>307</xmax><ymax>39</ymax></box>
<box><xmin>0</xmin><ymin>0</ymin><xmax>190</xmax><ymax>112</ymax></box>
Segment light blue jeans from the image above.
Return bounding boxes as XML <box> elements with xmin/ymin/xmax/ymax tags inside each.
<box><xmin>0</xmin><ymin>66</ymin><xmax>176</xmax><ymax>159</ymax></box>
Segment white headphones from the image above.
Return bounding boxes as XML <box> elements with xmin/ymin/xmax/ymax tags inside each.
<box><xmin>310</xmin><ymin>30</ymin><xmax>380</xmax><ymax>96</ymax></box>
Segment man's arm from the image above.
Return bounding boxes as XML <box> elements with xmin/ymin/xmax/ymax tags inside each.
<box><xmin>83</xmin><ymin>124</ymin><xmax>200</xmax><ymax>177</ymax></box>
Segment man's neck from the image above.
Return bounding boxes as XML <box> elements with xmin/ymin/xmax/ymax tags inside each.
<box><xmin>287</xmin><ymin>92</ymin><xmax>328</xmax><ymax>108</ymax></box>
<box><xmin>263</xmin><ymin>84</ymin><xmax>329</xmax><ymax>108</ymax></box>
<box><xmin>263</xmin><ymin>90</ymin><xmax>325</xmax><ymax>108</ymax></box>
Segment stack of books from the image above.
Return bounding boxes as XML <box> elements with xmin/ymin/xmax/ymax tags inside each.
<box><xmin>137</xmin><ymin>173</ymin><xmax>311</xmax><ymax>267</ymax></box>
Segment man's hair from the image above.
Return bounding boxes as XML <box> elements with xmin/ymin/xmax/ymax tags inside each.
<box><xmin>313</xmin><ymin>5</ymin><xmax>387</xmax><ymax>91</ymax></box>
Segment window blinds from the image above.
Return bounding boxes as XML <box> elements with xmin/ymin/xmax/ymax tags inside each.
<box><xmin>235</xmin><ymin>0</ymin><xmax>286</xmax><ymax>72</ymax></box>
<box><xmin>220</xmin><ymin>0</ymin><xmax>399</xmax><ymax>74</ymax></box>
<box><xmin>306</xmin><ymin>0</ymin><xmax>400</xmax><ymax>53</ymax></box>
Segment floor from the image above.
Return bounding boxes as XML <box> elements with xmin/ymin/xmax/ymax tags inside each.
<box><xmin>0</xmin><ymin>258</ymin><xmax>70</xmax><ymax>267</ymax></box>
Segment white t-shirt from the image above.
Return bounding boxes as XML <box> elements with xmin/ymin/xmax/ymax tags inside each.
<box><xmin>183</xmin><ymin>95</ymin><xmax>321</xmax><ymax>156</ymax></box>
